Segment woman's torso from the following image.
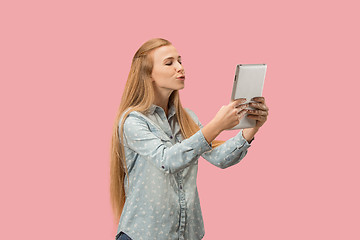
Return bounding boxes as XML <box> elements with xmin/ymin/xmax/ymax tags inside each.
<box><xmin>116</xmin><ymin>104</ymin><xmax>206</xmax><ymax>240</ymax></box>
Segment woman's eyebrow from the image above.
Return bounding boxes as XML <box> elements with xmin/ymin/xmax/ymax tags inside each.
<box><xmin>163</xmin><ymin>56</ymin><xmax>182</xmax><ymax>61</ymax></box>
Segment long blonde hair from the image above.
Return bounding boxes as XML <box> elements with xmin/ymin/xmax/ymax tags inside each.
<box><xmin>110</xmin><ymin>38</ymin><xmax>225</xmax><ymax>223</ymax></box>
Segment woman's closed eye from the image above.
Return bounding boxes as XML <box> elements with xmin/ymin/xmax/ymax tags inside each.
<box><xmin>165</xmin><ymin>60</ymin><xmax>182</xmax><ymax>66</ymax></box>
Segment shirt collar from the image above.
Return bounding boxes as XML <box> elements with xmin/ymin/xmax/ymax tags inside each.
<box><xmin>148</xmin><ymin>103</ymin><xmax>176</xmax><ymax>119</ymax></box>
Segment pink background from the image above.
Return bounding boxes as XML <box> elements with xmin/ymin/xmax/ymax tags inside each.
<box><xmin>1</xmin><ymin>0</ymin><xmax>359</xmax><ymax>239</ymax></box>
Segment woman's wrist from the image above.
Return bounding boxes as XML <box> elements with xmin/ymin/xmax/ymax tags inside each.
<box><xmin>242</xmin><ymin>127</ymin><xmax>258</xmax><ymax>143</ymax></box>
<box><xmin>201</xmin><ymin>119</ymin><xmax>222</xmax><ymax>144</ymax></box>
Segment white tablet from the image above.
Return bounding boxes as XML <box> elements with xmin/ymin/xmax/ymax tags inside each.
<box><xmin>228</xmin><ymin>64</ymin><xmax>267</xmax><ymax>130</ymax></box>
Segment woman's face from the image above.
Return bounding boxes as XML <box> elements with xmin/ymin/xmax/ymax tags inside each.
<box><xmin>151</xmin><ymin>45</ymin><xmax>185</xmax><ymax>93</ymax></box>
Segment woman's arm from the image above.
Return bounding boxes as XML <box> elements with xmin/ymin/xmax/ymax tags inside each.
<box><xmin>203</xmin><ymin>130</ymin><xmax>252</xmax><ymax>169</ymax></box>
<box><xmin>121</xmin><ymin>112</ymin><xmax>213</xmax><ymax>174</ymax></box>
<box><xmin>185</xmin><ymin>108</ymin><xmax>252</xmax><ymax>169</ymax></box>
<box><xmin>200</xmin><ymin>118</ymin><xmax>222</xmax><ymax>144</ymax></box>
<box><xmin>186</xmin><ymin>96</ymin><xmax>269</xmax><ymax>169</ymax></box>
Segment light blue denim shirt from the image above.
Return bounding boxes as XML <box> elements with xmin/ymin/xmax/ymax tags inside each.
<box><xmin>116</xmin><ymin>104</ymin><xmax>252</xmax><ymax>240</ymax></box>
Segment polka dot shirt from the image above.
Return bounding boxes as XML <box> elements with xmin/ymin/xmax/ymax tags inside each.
<box><xmin>116</xmin><ymin>104</ymin><xmax>252</xmax><ymax>240</ymax></box>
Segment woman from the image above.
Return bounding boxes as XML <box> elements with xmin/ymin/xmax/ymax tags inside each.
<box><xmin>110</xmin><ymin>38</ymin><xmax>269</xmax><ymax>240</ymax></box>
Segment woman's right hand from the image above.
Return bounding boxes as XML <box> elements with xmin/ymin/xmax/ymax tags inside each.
<box><xmin>212</xmin><ymin>98</ymin><xmax>249</xmax><ymax>131</ymax></box>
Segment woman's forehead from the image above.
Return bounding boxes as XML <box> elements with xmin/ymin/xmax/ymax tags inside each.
<box><xmin>153</xmin><ymin>45</ymin><xmax>180</xmax><ymax>60</ymax></box>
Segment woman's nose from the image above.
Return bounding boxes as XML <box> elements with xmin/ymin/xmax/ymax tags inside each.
<box><xmin>176</xmin><ymin>62</ymin><xmax>184</xmax><ymax>73</ymax></box>
<box><xmin>177</xmin><ymin>68</ymin><xmax>185</xmax><ymax>74</ymax></box>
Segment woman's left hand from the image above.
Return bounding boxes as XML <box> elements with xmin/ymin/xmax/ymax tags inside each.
<box><xmin>246</xmin><ymin>97</ymin><xmax>269</xmax><ymax>129</ymax></box>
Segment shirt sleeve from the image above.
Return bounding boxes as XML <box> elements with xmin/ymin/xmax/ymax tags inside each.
<box><xmin>120</xmin><ymin>112</ymin><xmax>213</xmax><ymax>174</ymax></box>
<box><xmin>185</xmin><ymin>108</ymin><xmax>252</xmax><ymax>169</ymax></box>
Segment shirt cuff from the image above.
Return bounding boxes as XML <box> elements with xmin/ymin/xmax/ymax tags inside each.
<box><xmin>198</xmin><ymin>129</ymin><xmax>213</xmax><ymax>151</ymax></box>
<box><xmin>233</xmin><ymin>129</ymin><xmax>252</xmax><ymax>149</ymax></box>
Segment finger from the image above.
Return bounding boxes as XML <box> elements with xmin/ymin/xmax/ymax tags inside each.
<box><xmin>236</xmin><ymin>107</ymin><xmax>248</xmax><ymax>115</ymax></box>
<box><xmin>251</xmin><ymin>97</ymin><xmax>265</xmax><ymax>103</ymax></box>
<box><xmin>247</xmin><ymin>109</ymin><xmax>268</xmax><ymax>116</ymax></box>
<box><xmin>237</xmin><ymin>109</ymin><xmax>248</xmax><ymax>120</ymax></box>
<box><xmin>235</xmin><ymin>103</ymin><xmax>249</xmax><ymax>111</ymax></box>
<box><xmin>247</xmin><ymin>115</ymin><xmax>267</xmax><ymax>122</ymax></box>
<box><xmin>232</xmin><ymin>98</ymin><xmax>247</xmax><ymax>108</ymax></box>
<box><xmin>249</xmin><ymin>102</ymin><xmax>269</xmax><ymax>111</ymax></box>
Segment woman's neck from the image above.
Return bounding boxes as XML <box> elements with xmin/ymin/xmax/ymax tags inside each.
<box><xmin>153</xmin><ymin>89</ymin><xmax>173</xmax><ymax>116</ymax></box>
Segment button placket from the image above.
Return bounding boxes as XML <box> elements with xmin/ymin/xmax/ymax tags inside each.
<box><xmin>155</xmin><ymin>108</ymin><xmax>173</xmax><ymax>140</ymax></box>
<box><xmin>178</xmin><ymin>174</ymin><xmax>186</xmax><ymax>238</ymax></box>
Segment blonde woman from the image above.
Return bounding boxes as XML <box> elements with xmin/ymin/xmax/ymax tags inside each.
<box><xmin>110</xmin><ymin>38</ymin><xmax>269</xmax><ymax>240</ymax></box>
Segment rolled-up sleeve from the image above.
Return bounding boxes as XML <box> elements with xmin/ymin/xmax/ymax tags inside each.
<box><xmin>120</xmin><ymin>113</ymin><xmax>212</xmax><ymax>174</ymax></box>
<box><xmin>185</xmin><ymin>108</ymin><xmax>251</xmax><ymax>169</ymax></box>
